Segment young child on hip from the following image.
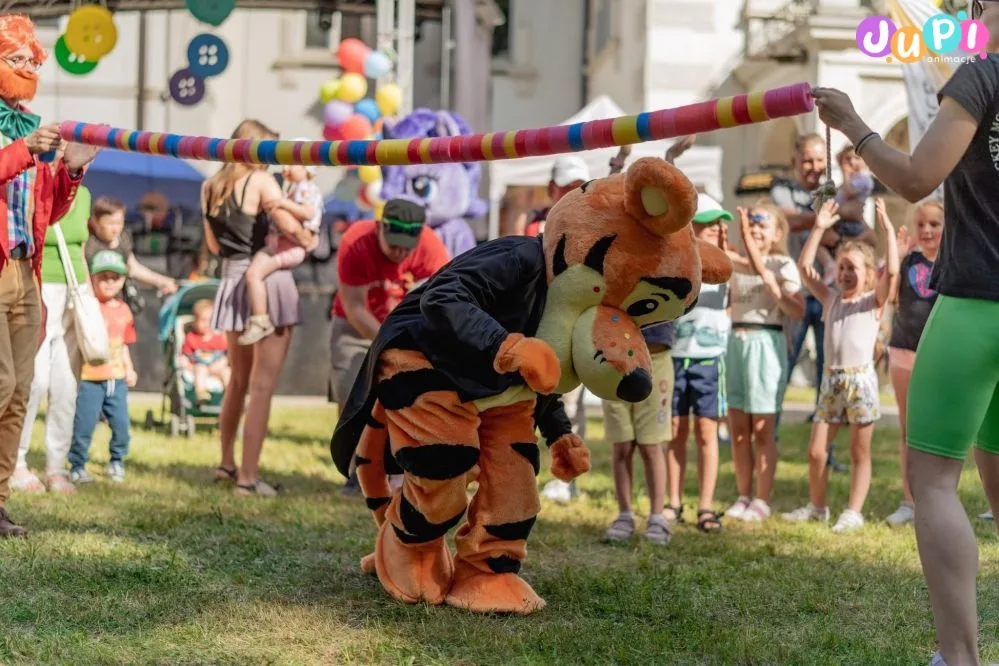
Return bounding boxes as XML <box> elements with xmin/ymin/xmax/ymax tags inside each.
<box><xmin>181</xmin><ymin>299</ymin><xmax>231</xmax><ymax>403</ymax></box>
<box><xmin>68</xmin><ymin>250</ymin><xmax>138</xmax><ymax>486</ymax></box>
<box><xmin>667</xmin><ymin>194</ymin><xmax>733</xmax><ymax>534</ymax></box>
<box><xmin>723</xmin><ymin>200</ymin><xmax>805</xmax><ymax>523</ymax></box>
<box><xmin>239</xmin><ymin>159</ymin><xmax>324</xmax><ymax>345</ymax></box>
<box><xmin>884</xmin><ymin>199</ymin><xmax>944</xmax><ymax>527</ymax></box>
<box><xmin>782</xmin><ymin>197</ymin><xmax>899</xmax><ymax>533</ymax></box>
<box><xmin>602</xmin><ymin>322</ymin><xmax>677</xmax><ymax>546</ymax></box>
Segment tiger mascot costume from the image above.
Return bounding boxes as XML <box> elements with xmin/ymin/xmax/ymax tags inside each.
<box><xmin>331</xmin><ymin>156</ymin><xmax>732</xmax><ymax>614</ymax></box>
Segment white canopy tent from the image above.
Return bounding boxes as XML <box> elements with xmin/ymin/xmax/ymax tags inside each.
<box><xmin>487</xmin><ymin>95</ymin><xmax>724</xmax><ymax>239</ymax></box>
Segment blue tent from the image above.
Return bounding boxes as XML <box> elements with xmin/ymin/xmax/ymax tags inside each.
<box><xmin>82</xmin><ymin>151</ymin><xmax>206</xmax><ymax>211</ymax></box>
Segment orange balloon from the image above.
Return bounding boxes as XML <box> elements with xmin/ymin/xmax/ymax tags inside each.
<box><xmin>339</xmin><ymin>114</ymin><xmax>374</xmax><ymax>141</ymax></box>
<box><xmin>373</xmin><ymin>118</ymin><xmax>384</xmax><ymax>134</ymax></box>
<box><xmin>337</xmin><ymin>38</ymin><xmax>370</xmax><ymax>74</ymax></box>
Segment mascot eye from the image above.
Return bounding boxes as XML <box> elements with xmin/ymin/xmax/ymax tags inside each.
<box><xmin>626</xmin><ymin>298</ymin><xmax>663</xmax><ymax>318</ymax></box>
<box><xmin>410</xmin><ymin>175</ymin><xmax>439</xmax><ymax>201</ymax></box>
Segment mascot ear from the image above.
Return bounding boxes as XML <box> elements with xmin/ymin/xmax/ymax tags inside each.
<box><xmin>623</xmin><ymin>157</ymin><xmax>697</xmax><ymax>237</ymax></box>
<box><xmin>698</xmin><ymin>240</ymin><xmax>734</xmax><ymax>284</ymax></box>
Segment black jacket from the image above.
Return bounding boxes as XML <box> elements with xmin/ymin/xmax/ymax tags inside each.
<box><xmin>330</xmin><ymin>235</ymin><xmax>573</xmax><ymax>477</ymax></box>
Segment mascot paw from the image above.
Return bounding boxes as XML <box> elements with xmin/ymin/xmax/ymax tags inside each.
<box><xmin>493</xmin><ymin>333</ymin><xmax>561</xmax><ymax>394</ymax></box>
<box><xmin>445</xmin><ymin>561</ymin><xmax>546</xmax><ymax>615</ymax></box>
<box><xmin>374</xmin><ymin>521</ymin><xmax>454</xmax><ymax>605</ymax></box>
<box><xmin>550</xmin><ymin>434</ymin><xmax>591</xmax><ymax>482</ymax></box>
<box><xmin>360</xmin><ymin>552</ymin><xmax>377</xmax><ymax>576</ymax></box>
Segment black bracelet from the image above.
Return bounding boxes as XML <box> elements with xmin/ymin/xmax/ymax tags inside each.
<box><xmin>854</xmin><ymin>131</ymin><xmax>879</xmax><ymax>156</ymax></box>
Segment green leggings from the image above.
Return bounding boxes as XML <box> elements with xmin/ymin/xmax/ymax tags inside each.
<box><xmin>907</xmin><ymin>295</ymin><xmax>999</xmax><ymax>459</ymax></box>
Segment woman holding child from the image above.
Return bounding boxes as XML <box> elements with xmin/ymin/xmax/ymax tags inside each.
<box><xmin>202</xmin><ymin>119</ymin><xmax>314</xmax><ymax>498</ymax></box>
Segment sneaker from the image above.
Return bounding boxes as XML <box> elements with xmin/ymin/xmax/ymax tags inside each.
<box><xmin>979</xmin><ymin>509</ymin><xmax>994</xmax><ymax>521</ymax></box>
<box><xmin>70</xmin><ymin>468</ymin><xmax>94</xmax><ymax>484</ymax></box>
<box><xmin>604</xmin><ymin>513</ymin><xmax>635</xmax><ymax>542</ymax></box>
<box><xmin>237</xmin><ymin>315</ymin><xmax>275</xmax><ymax>346</ymax></box>
<box><xmin>782</xmin><ymin>503</ymin><xmax>830</xmax><ymax>522</ymax></box>
<box><xmin>724</xmin><ymin>496</ymin><xmax>751</xmax><ymax>519</ymax></box>
<box><xmin>741</xmin><ymin>498</ymin><xmax>772</xmax><ymax>522</ymax></box>
<box><xmin>832</xmin><ymin>509</ymin><xmax>865</xmax><ymax>533</ymax></box>
<box><xmin>106</xmin><ymin>462</ymin><xmax>126</xmax><ymax>483</ymax></box>
<box><xmin>886</xmin><ymin>502</ymin><xmax>915</xmax><ymax>526</ymax></box>
<box><xmin>644</xmin><ymin>514</ymin><xmax>672</xmax><ymax>546</ymax></box>
<box><xmin>541</xmin><ymin>479</ymin><xmax>573</xmax><ymax>503</ymax></box>
<box><xmin>10</xmin><ymin>466</ymin><xmax>45</xmax><ymax>493</ymax></box>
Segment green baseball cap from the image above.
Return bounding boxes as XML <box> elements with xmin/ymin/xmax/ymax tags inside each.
<box><xmin>89</xmin><ymin>249</ymin><xmax>128</xmax><ymax>276</ymax></box>
<box><xmin>380</xmin><ymin>198</ymin><xmax>427</xmax><ymax>249</ymax></box>
<box><xmin>692</xmin><ymin>193</ymin><xmax>733</xmax><ymax>224</ymax></box>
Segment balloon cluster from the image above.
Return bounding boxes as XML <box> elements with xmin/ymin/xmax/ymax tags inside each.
<box><xmin>170</xmin><ymin>0</ymin><xmax>236</xmax><ymax>106</ymax></box>
<box><xmin>319</xmin><ymin>38</ymin><xmax>401</xmax><ymax>213</ymax></box>
<box><xmin>56</xmin><ymin>5</ymin><xmax>118</xmax><ymax>75</ymax></box>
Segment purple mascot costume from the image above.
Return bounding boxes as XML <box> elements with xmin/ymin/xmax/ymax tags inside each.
<box><xmin>380</xmin><ymin>108</ymin><xmax>487</xmax><ymax>258</ymax></box>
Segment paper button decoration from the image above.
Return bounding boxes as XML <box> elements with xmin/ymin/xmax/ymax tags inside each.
<box><xmin>187</xmin><ymin>34</ymin><xmax>229</xmax><ymax>78</ymax></box>
<box><xmin>185</xmin><ymin>0</ymin><xmax>235</xmax><ymax>27</ymax></box>
<box><xmin>55</xmin><ymin>36</ymin><xmax>98</xmax><ymax>76</ymax></box>
<box><xmin>169</xmin><ymin>68</ymin><xmax>206</xmax><ymax>106</ymax></box>
<box><xmin>63</xmin><ymin>5</ymin><xmax>118</xmax><ymax>61</ymax></box>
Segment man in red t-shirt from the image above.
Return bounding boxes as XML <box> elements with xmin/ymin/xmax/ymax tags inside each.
<box><xmin>330</xmin><ymin>198</ymin><xmax>449</xmax><ymax>495</ymax></box>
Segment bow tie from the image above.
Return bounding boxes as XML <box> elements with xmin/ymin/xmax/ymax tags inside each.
<box><xmin>0</xmin><ymin>99</ymin><xmax>40</xmax><ymax>140</ymax></box>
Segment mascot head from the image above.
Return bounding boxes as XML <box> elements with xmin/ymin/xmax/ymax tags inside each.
<box><xmin>380</xmin><ymin>109</ymin><xmax>489</xmax><ymax>226</ymax></box>
<box><xmin>538</xmin><ymin>156</ymin><xmax>733</xmax><ymax>399</ymax></box>
<box><xmin>0</xmin><ymin>15</ymin><xmax>45</xmax><ymax>105</ymax></box>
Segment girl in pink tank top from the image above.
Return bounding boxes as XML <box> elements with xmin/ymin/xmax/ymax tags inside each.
<box><xmin>783</xmin><ymin>198</ymin><xmax>900</xmax><ymax>534</ymax></box>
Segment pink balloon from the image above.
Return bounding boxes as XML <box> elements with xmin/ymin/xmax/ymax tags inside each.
<box><xmin>323</xmin><ymin>124</ymin><xmax>344</xmax><ymax>141</ymax></box>
<box><xmin>324</xmin><ymin>100</ymin><xmax>353</xmax><ymax>127</ymax></box>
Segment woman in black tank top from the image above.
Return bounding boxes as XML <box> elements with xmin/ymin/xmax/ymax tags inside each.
<box><xmin>201</xmin><ymin>119</ymin><xmax>313</xmax><ymax>498</ymax></box>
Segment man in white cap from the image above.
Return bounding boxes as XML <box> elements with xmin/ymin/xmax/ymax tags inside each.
<box><xmin>516</xmin><ymin>155</ymin><xmax>591</xmax><ymax>238</ymax></box>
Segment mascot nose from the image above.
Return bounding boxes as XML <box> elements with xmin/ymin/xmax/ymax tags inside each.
<box><xmin>616</xmin><ymin>368</ymin><xmax>652</xmax><ymax>402</ymax></box>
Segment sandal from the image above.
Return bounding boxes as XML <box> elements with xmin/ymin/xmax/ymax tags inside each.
<box><xmin>235</xmin><ymin>480</ymin><xmax>282</xmax><ymax>497</ymax></box>
<box><xmin>696</xmin><ymin>509</ymin><xmax>723</xmax><ymax>534</ymax></box>
<box><xmin>46</xmin><ymin>473</ymin><xmax>76</xmax><ymax>495</ymax></box>
<box><xmin>11</xmin><ymin>467</ymin><xmax>46</xmax><ymax>494</ymax></box>
<box><xmin>215</xmin><ymin>466</ymin><xmax>238</xmax><ymax>483</ymax></box>
<box><xmin>663</xmin><ymin>504</ymin><xmax>684</xmax><ymax>525</ymax></box>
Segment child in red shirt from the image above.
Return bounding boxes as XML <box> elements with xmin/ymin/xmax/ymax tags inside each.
<box><xmin>181</xmin><ymin>299</ymin><xmax>230</xmax><ymax>402</ymax></box>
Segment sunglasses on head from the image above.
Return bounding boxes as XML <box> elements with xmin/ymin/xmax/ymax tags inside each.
<box><xmin>382</xmin><ymin>217</ymin><xmax>423</xmax><ymax>237</ymax></box>
<box><xmin>747</xmin><ymin>212</ymin><xmax>773</xmax><ymax>226</ymax></box>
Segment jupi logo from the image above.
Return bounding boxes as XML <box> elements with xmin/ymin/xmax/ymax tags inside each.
<box><xmin>856</xmin><ymin>8</ymin><xmax>990</xmax><ymax>63</ymax></box>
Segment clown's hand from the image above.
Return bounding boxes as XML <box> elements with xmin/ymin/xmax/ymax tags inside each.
<box><xmin>550</xmin><ymin>433</ymin><xmax>591</xmax><ymax>482</ymax></box>
<box><xmin>493</xmin><ymin>333</ymin><xmax>560</xmax><ymax>394</ymax></box>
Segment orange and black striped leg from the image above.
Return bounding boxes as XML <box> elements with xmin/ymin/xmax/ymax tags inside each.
<box><xmin>355</xmin><ymin>400</ymin><xmax>390</xmax><ymax>576</ymax></box>
<box><xmin>372</xmin><ymin>348</ymin><xmax>482</xmax><ymax>605</ymax></box>
<box><xmin>448</xmin><ymin>399</ymin><xmax>545</xmax><ymax>614</ymax></box>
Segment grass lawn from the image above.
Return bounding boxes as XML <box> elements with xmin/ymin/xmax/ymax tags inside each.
<box><xmin>3</xmin><ymin>396</ymin><xmax>998</xmax><ymax>665</ymax></box>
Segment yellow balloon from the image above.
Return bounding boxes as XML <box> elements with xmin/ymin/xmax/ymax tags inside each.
<box><xmin>335</xmin><ymin>73</ymin><xmax>368</xmax><ymax>103</ymax></box>
<box><xmin>376</xmin><ymin>83</ymin><xmax>403</xmax><ymax>117</ymax></box>
<box><xmin>64</xmin><ymin>5</ymin><xmax>118</xmax><ymax>60</ymax></box>
<box><xmin>358</xmin><ymin>165</ymin><xmax>382</xmax><ymax>184</ymax></box>
<box><xmin>319</xmin><ymin>79</ymin><xmax>340</xmax><ymax>103</ymax></box>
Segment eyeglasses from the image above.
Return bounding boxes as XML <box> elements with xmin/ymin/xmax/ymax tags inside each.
<box><xmin>2</xmin><ymin>55</ymin><xmax>41</xmax><ymax>72</ymax></box>
<box><xmin>973</xmin><ymin>0</ymin><xmax>998</xmax><ymax>20</ymax></box>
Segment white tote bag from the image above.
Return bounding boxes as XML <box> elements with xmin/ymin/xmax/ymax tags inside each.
<box><xmin>53</xmin><ymin>225</ymin><xmax>110</xmax><ymax>365</ymax></box>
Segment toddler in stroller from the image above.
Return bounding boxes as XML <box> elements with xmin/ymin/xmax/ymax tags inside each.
<box><xmin>180</xmin><ymin>299</ymin><xmax>230</xmax><ymax>402</ymax></box>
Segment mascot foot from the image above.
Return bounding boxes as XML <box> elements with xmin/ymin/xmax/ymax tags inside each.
<box><xmin>374</xmin><ymin>522</ymin><xmax>454</xmax><ymax>605</ymax></box>
<box><xmin>444</xmin><ymin>561</ymin><xmax>546</xmax><ymax>615</ymax></box>
<box><xmin>360</xmin><ymin>552</ymin><xmax>377</xmax><ymax>576</ymax></box>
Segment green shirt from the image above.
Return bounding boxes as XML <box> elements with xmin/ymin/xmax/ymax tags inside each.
<box><xmin>41</xmin><ymin>186</ymin><xmax>91</xmax><ymax>285</ymax></box>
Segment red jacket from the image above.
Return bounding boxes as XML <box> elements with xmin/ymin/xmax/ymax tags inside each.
<box><xmin>0</xmin><ymin>138</ymin><xmax>82</xmax><ymax>282</ymax></box>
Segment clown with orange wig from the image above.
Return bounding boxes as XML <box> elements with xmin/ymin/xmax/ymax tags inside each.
<box><xmin>0</xmin><ymin>15</ymin><xmax>100</xmax><ymax>539</ymax></box>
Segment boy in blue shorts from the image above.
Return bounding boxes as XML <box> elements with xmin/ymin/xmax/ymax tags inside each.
<box><xmin>667</xmin><ymin>194</ymin><xmax>732</xmax><ymax>533</ymax></box>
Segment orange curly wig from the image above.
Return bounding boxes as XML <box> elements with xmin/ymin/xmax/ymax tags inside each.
<box><xmin>0</xmin><ymin>14</ymin><xmax>46</xmax><ymax>61</ymax></box>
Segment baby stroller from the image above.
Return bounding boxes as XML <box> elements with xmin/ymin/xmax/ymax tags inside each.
<box><xmin>143</xmin><ymin>279</ymin><xmax>225</xmax><ymax>437</ymax></box>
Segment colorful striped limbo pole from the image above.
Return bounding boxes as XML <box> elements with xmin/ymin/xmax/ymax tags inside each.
<box><xmin>60</xmin><ymin>83</ymin><xmax>814</xmax><ymax>167</ymax></box>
